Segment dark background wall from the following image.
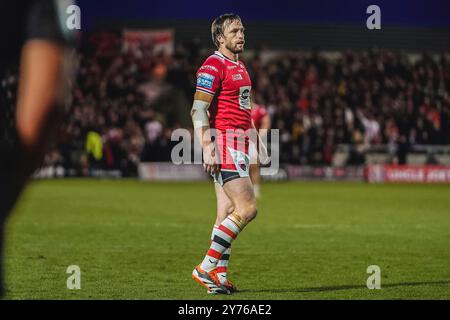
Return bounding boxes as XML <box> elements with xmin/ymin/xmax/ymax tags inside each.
<box><xmin>77</xmin><ymin>0</ymin><xmax>450</xmax><ymax>52</ymax></box>
<box><xmin>95</xmin><ymin>19</ymin><xmax>450</xmax><ymax>52</ymax></box>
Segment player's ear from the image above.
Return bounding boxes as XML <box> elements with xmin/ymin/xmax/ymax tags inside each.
<box><xmin>218</xmin><ymin>34</ymin><xmax>225</xmax><ymax>46</ymax></box>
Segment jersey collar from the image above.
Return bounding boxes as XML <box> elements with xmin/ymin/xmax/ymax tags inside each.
<box><xmin>214</xmin><ymin>51</ymin><xmax>240</xmax><ymax>65</ymax></box>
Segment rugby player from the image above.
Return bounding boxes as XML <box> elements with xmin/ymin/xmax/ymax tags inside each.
<box><xmin>0</xmin><ymin>0</ymin><xmax>73</xmax><ymax>296</ymax></box>
<box><xmin>190</xmin><ymin>13</ymin><xmax>265</xmax><ymax>295</ymax></box>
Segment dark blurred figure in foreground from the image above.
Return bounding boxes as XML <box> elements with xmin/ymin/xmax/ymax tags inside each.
<box><xmin>0</xmin><ymin>0</ymin><xmax>74</xmax><ymax>297</ymax></box>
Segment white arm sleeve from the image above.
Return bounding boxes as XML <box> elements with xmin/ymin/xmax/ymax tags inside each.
<box><xmin>191</xmin><ymin>100</ymin><xmax>210</xmax><ymax>129</ymax></box>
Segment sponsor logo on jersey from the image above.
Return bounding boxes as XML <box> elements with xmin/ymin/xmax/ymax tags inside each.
<box><xmin>197</xmin><ymin>73</ymin><xmax>215</xmax><ymax>89</ymax></box>
<box><xmin>232</xmin><ymin>74</ymin><xmax>243</xmax><ymax>81</ymax></box>
<box><xmin>200</xmin><ymin>65</ymin><xmax>218</xmax><ymax>72</ymax></box>
<box><xmin>228</xmin><ymin>65</ymin><xmax>237</xmax><ymax>69</ymax></box>
<box><xmin>241</xmin><ymin>88</ymin><xmax>250</xmax><ymax>99</ymax></box>
<box><xmin>239</xmin><ymin>86</ymin><xmax>252</xmax><ymax>110</ymax></box>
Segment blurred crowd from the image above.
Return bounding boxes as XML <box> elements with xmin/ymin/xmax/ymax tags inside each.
<box><xmin>43</xmin><ymin>32</ymin><xmax>450</xmax><ymax>176</ymax></box>
<box><xmin>248</xmin><ymin>50</ymin><xmax>450</xmax><ymax>164</ymax></box>
<box><xmin>52</xmin><ymin>32</ymin><xmax>190</xmax><ymax>176</ymax></box>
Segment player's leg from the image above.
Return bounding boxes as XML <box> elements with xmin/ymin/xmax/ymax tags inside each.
<box><xmin>213</xmin><ymin>183</ymin><xmax>235</xmax><ymax>289</ymax></box>
<box><xmin>198</xmin><ymin>176</ymin><xmax>256</xmax><ymax>272</ymax></box>
<box><xmin>193</xmin><ymin>175</ymin><xmax>256</xmax><ymax>294</ymax></box>
<box><xmin>221</xmin><ymin>176</ymin><xmax>257</xmax><ymax>224</ymax></box>
<box><xmin>191</xmin><ymin>178</ymin><xmax>236</xmax><ymax>295</ymax></box>
<box><xmin>193</xmin><ymin>133</ymin><xmax>256</xmax><ymax>294</ymax></box>
<box><xmin>214</xmin><ymin>182</ymin><xmax>234</xmax><ymax>226</ymax></box>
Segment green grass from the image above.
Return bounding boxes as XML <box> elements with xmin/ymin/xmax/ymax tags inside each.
<box><xmin>3</xmin><ymin>179</ymin><xmax>450</xmax><ymax>299</ymax></box>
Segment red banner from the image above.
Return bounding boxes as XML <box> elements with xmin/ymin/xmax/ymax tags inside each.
<box><xmin>366</xmin><ymin>165</ymin><xmax>450</xmax><ymax>183</ymax></box>
<box><xmin>123</xmin><ymin>29</ymin><xmax>174</xmax><ymax>55</ymax></box>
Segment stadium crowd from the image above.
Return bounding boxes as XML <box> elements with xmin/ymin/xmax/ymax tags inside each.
<box><xmin>42</xmin><ymin>32</ymin><xmax>450</xmax><ymax>176</ymax></box>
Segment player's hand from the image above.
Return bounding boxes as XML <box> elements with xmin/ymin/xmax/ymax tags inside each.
<box><xmin>203</xmin><ymin>142</ymin><xmax>219</xmax><ymax>175</ymax></box>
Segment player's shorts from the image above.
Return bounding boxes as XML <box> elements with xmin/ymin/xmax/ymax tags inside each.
<box><xmin>212</xmin><ymin>129</ymin><xmax>250</xmax><ymax>186</ymax></box>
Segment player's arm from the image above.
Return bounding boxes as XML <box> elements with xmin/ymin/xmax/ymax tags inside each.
<box><xmin>191</xmin><ymin>91</ymin><xmax>219</xmax><ymax>175</ymax></box>
<box><xmin>251</xmin><ymin>118</ymin><xmax>270</xmax><ymax>166</ymax></box>
<box><xmin>260</xmin><ymin>113</ymin><xmax>271</xmax><ymax>133</ymax></box>
<box><xmin>15</xmin><ymin>40</ymin><xmax>70</xmax><ymax>165</ymax></box>
<box><xmin>15</xmin><ymin>0</ymin><xmax>74</xmax><ymax>169</ymax></box>
<box><xmin>192</xmin><ymin>58</ymin><xmax>223</xmax><ymax>175</ymax></box>
<box><xmin>191</xmin><ymin>91</ymin><xmax>213</xmax><ymax>148</ymax></box>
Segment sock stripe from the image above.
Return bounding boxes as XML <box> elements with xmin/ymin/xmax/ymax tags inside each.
<box><xmin>215</xmin><ymin>228</ymin><xmax>234</xmax><ymax>243</ymax></box>
<box><xmin>218</xmin><ymin>224</ymin><xmax>237</xmax><ymax>239</ymax></box>
<box><xmin>201</xmin><ymin>219</ymin><xmax>241</xmax><ymax>273</ymax></box>
<box><xmin>211</xmin><ymin>241</ymin><xmax>226</xmax><ymax>253</ymax></box>
<box><xmin>220</xmin><ymin>254</ymin><xmax>230</xmax><ymax>260</ymax></box>
<box><xmin>222</xmin><ymin>218</ymin><xmax>240</xmax><ymax>234</ymax></box>
<box><xmin>217</xmin><ymin>261</ymin><xmax>228</xmax><ymax>267</ymax></box>
<box><xmin>217</xmin><ymin>260</ymin><xmax>228</xmax><ymax>267</ymax></box>
<box><xmin>213</xmin><ymin>235</ymin><xmax>231</xmax><ymax>249</ymax></box>
<box><xmin>216</xmin><ymin>266</ymin><xmax>227</xmax><ymax>273</ymax></box>
<box><xmin>206</xmin><ymin>248</ymin><xmax>222</xmax><ymax>259</ymax></box>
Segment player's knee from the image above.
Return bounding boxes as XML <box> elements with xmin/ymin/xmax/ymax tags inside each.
<box><xmin>249</xmin><ymin>205</ymin><xmax>258</xmax><ymax>222</ymax></box>
<box><xmin>241</xmin><ymin>201</ymin><xmax>257</xmax><ymax>222</ymax></box>
<box><xmin>216</xmin><ymin>204</ymin><xmax>234</xmax><ymax>225</ymax></box>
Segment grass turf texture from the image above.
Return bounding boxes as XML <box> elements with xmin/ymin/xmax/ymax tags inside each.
<box><xmin>3</xmin><ymin>179</ymin><xmax>450</xmax><ymax>299</ymax></box>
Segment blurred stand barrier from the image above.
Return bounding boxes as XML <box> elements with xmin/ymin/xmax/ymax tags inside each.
<box><xmin>36</xmin><ymin>161</ymin><xmax>450</xmax><ymax>184</ymax></box>
<box><xmin>137</xmin><ymin>162</ymin><xmax>364</xmax><ymax>182</ymax></box>
<box><xmin>137</xmin><ymin>162</ymin><xmax>450</xmax><ymax>183</ymax></box>
<box><xmin>34</xmin><ymin>167</ymin><xmax>122</xmax><ymax>179</ymax></box>
<box><xmin>135</xmin><ymin>144</ymin><xmax>450</xmax><ymax>182</ymax></box>
<box><xmin>284</xmin><ymin>165</ymin><xmax>364</xmax><ymax>181</ymax></box>
<box><xmin>366</xmin><ymin>165</ymin><xmax>450</xmax><ymax>183</ymax></box>
<box><xmin>36</xmin><ymin>143</ymin><xmax>450</xmax><ymax>183</ymax></box>
<box><xmin>335</xmin><ymin>144</ymin><xmax>450</xmax><ymax>166</ymax></box>
<box><xmin>138</xmin><ymin>162</ymin><xmax>208</xmax><ymax>181</ymax></box>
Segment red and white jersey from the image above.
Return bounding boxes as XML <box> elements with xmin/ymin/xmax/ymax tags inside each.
<box><xmin>195</xmin><ymin>51</ymin><xmax>252</xmax><ymax>131</ymax></box>
<box><xmin>251</xmin><ymin>103</ymin><xmax>268</xmax><ymax>131</ymax></box>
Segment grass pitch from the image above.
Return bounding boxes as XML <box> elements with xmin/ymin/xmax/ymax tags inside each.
<box><xmin>4</xmin><ymin>179</ymin><xmax>450</xmax><ymax>299</ymax></box>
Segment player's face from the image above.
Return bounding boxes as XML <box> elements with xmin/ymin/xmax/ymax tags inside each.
<box><xmin>222</xmin><ymin>20</ymin><xmax>245</xmax><ymax>54</ymax></box>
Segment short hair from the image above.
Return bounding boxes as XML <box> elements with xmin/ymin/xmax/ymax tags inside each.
<box><xmin>211</xmin><ymin>13</ymin><xmax>242</xmax><ymax>49</ymax></box>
